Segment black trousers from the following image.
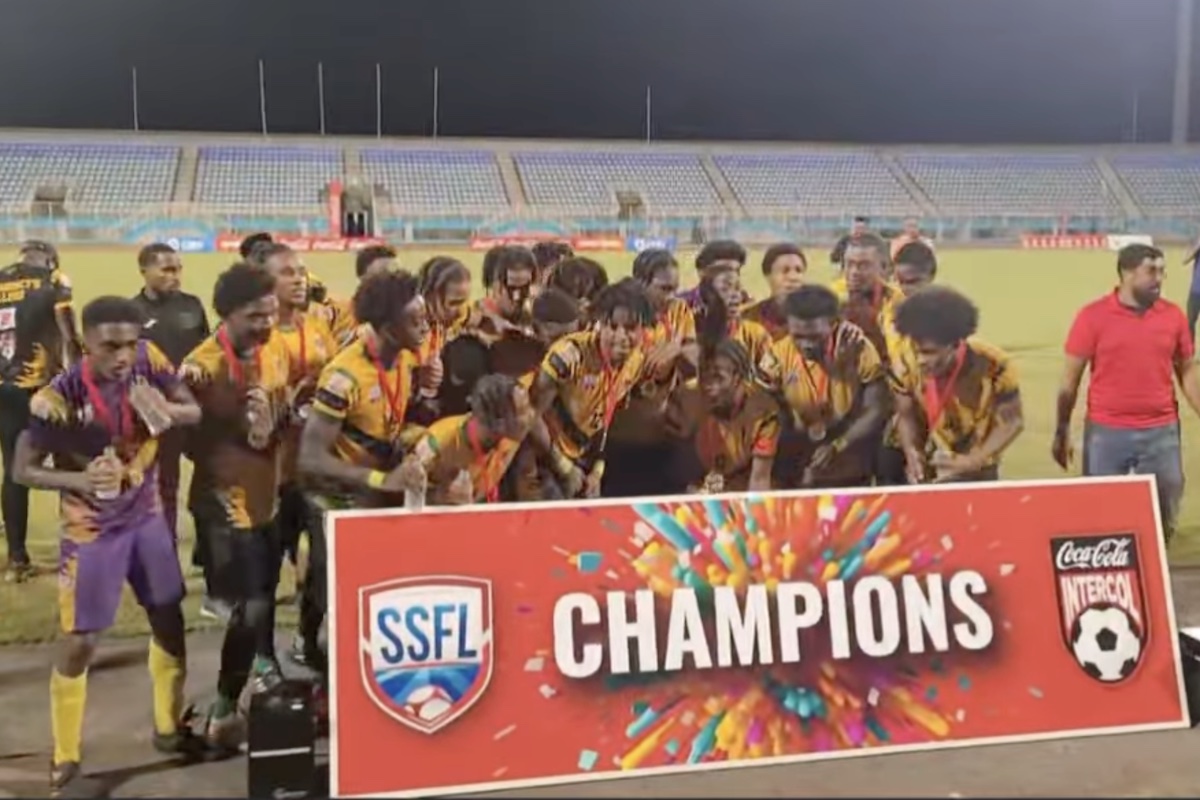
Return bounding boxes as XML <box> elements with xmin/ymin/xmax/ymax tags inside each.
<box><xmin>1188</xmin><ymin>292</ymin><xmax>1200</xmax><ymax>343</ymax></box>
<box><xmin>0</xmin><ymin>384</ymin><xmax>32</xmax><ymax>565</ymax></box>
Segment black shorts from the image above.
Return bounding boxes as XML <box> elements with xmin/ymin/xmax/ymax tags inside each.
<box><xmin>202</xmin><ymin>517</ymin><xmax>283</xmax><ymax>604</ymax></box>
<box><xmin>278</xmin><ymin>483</ymin><xmax>310</xmax><ymax>560</ymax></box>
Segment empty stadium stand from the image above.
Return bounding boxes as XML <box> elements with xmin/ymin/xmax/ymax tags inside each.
<box><xmin>1109</xmin><ymin>153</ymin><xmax>1200</xmax><ymax>215</ymax></box>
<box><xmin>714</xmin><ymin>151</ymin><xmax>919</xmax><ymax>215</ymax></box>
<box><xmin>514</xmin><ymin>151</ymin><xmax>722</xmax><ymax>213</ymax></box>
<box><xmin>194</xmin><ymin>146</ymin><xmax>341</xmax><ymax>208</ymax></box>
<box><xmin>899</xmin><ymin>152</ymin><xmax>1120</xmax><ymax>215</ymax></box>
<box><xmin>362</xmin><ymin>149</ymin><xmax>509</xmax><ymax>211</ymax></box>
<box><xmin>0</xmin><ymin>142</ymin><xmax>178</xmax><ymax>212</ymax></box>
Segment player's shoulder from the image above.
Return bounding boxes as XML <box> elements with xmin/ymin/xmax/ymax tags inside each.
<box><xmin>180</xmin><ymin>334</ymin><xmax>222</xmax><ymax>379</ymax></box>
<box><xmin>828</xmin><ymin>276</ymin><xmax>849</xmax><ymax>299</ymax></box>
<box><xmin>744</xmin><ymin>382</ymin><xmax>780</xmax><ymax>415</ymax></box>
<box><xmin>739</xmin><ymin>318</ymin><xmax>772</xmax><ymax>343</ymax></box>
<box><xmin>30</xmin><ymin>377</ymin><xmax>74</xmax><ymax>423</ymax></box>
<box><xmin>543</xmin><ymin>331</ymin><xmax>589</xmax><ymax>370</ymax></box>
<box><xmin>966</xmin><ymin>337</ymin><xmax>1012</xmax><ymax>370</ymax></box>
<box><xmin>140</xmin><ymin>340</ymin><xmax>175</xmax><ymax>372</ymax></box>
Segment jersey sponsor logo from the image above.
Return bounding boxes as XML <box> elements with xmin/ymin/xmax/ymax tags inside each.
<box><xmin>359</xmin><ymin>575</ymin><xmax>494</xmax><ymax>735</ymax></box>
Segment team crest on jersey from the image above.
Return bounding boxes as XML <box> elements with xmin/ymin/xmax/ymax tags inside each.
<box><xmin>359</xmin><ymin>576</ymin><xmax>493</xmax><ymax>734</ymax></box>
<box><xmin>1050</xmin><ymin>534</ymin><xmax>1148</xmax><ymax>684</ymax></box>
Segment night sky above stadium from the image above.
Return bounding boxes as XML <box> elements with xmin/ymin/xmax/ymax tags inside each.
<box><xmin>1</xmin><ymin>0</ymin><xmax>1190</xmax><ymax>144</ymax></box>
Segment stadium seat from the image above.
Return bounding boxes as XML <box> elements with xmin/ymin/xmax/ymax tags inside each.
<box><xmin>0</xmin><ymin>143</ymin><xmax>178</xmax><ymax>212</ymax></box>
<box><xmin>514</xmin><ymin>151</ymin><xmax>722</xmax><ymax>213</ymax></box>
<box><xmin>1109</xmin><ymin>153</ymin><xmax>1200</xmax><ymax>215</ymax></box>
<box><xmin>362</xmin><ymin>149</ymin><xmax>510</xmax><ymax>212</ymax></box>
<box><xmin>194</xmin><ymin>146</ymin><xmax>342</xmax><ymax>209</ymax></box>
<box><xmin>900</xmin><ymin>153</ymin><xmax>1120</xmax><ymax>215</ymax></box>
<box><xmin>714</xmin><ymin>152</ymin><xmax>918</xmax><ymax>215</ymax></box>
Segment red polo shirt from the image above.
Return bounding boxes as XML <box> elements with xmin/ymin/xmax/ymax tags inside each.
<box><xmin>1064</xmin><ymin>291</ymin><xmax>1193</xmax><ymax>429</ymax></box>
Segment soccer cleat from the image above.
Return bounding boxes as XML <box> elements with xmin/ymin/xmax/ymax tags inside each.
<box><xmin>249</xmin><ymin>657</ymin><xmax>285</xmax><ymax>696</ymax></box>
<box><xmin>198</xmin><ymin>596</ymin><xmax>232</xmax><ymax>622</ymax></box>
<box><xmin>152</xmin><ymin>705</ymin><xmax>210</xmax><ymax>762</ymax></box>
<box><xmin>287</xmin><ymin>632</ymin><xmax>309</xmax><ymax>667</ymax></box>
<box><xmin>49</xmin><ymin>760</ymin><xmax>83</xmax><ymax>798</ymax></box>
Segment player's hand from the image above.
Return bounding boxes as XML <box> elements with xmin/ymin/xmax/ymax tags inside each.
<box><xmin>832</xmin><ymin>323</ymin><xmax>866</xmax><ymax>369</ymax></box>
<box><xmin>583</xmin><ymin>466</ymin><xmax>604</xmax><ymax>498</ymax></box>
<box><xmin>561</xmin><ymin>464</ymin><xmax>586</xmax><ymax>498</ymax></box>
<box><xmin>701</xmin><ymin>471</ymin><xmax>725</xmax><ymax>494</ymax></box>
<box><xmin>1051</xmin><ymin>428</ymin><xmax>1074</xmax><ymax>471</ymax></box>
<box><xmin>646</xmin><ymin>339</ymin><xmax>682</xmax><ymax>379</ymax></box>
<box><xmin>129</xmin><ymin>378</ymin><xmax>174</xmax><ymax>434</ymax></box>
<box><xmin>381</xmin><ymin>455</ymin><xmax>427</xmax><ymax>495</ymax></box>
<box><xmin>931</xmin><ymin>450</ymin><xmax>984</xmax><ymax>483</ymax></box>
<box><xmin>84</xmin><ymin>448</ymin><xmax>124</xmax><ymax>497</ymax></box>
<box><xmin>445</xmin><ymin>470</ymin><xmax>474</xmax><ymax>505</ymax></box>
<box><xmin>417</xmin><ymin>357</ymin><xmax>444</xmax><ymax>394</ymax></box>
<box><xmin>903</xmin><ymin>447</ymin><xmax>926</xmax><ymax>485</ymax></box>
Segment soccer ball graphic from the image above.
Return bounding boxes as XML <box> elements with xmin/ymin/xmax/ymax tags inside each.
<box><xmin>1070</xmin><ymin>604</ymin><xmax>1143</xmax><ymax>683</ymax></box>
<box><xmin>403</xmin><ymin>684</ymin><xmax>454</xmax><ymax>722</ymax></box>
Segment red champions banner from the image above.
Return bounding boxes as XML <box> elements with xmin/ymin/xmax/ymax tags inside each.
<box><xmin>1021</xmin><ymin>234</ymin><xmax>1110</xmax><ymax>249</ymax></box>
<box><xmin>214</xmin><ymin>234</ymin><xmax>385</xmax><ymax>253</ymax></box>
<box><xmin>469</xmin><ymin>234</ymin><xmax>625</xmax><ymax>252</ymax></box>
<box><xmin>326</xmin><ymin>476</ymin><xmax>1188</xmax><ymax>798</ymax></box>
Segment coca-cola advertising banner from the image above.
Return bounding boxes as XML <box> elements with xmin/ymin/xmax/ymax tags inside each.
<box><xmin>326</xmin><ymin>475</ymin><xmax>1188</xmax><ymax>799</ymax></box>
<box><xmin>1021</xmin><ymin>234</ymin><xmax>1110</xmax><ymax>250</ymax></box>
<box><xmin>469</xmin><ymin>234</ymin><xmax>625</xmax><ymax>252</ymax></box>
<box><xmin>215</xmin><ymin>234</ymin><xmax>386</xmax><ymax>254</ymax></box>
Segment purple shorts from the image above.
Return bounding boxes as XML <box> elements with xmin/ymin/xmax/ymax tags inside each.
<box><xmin>58</xmin><ymin>513</ymin><xmax>185</xmax><ymax>634</ymax></box>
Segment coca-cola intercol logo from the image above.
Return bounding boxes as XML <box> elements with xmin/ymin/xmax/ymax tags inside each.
<box><xmin>1049</xmin><ymin>533</ymin><xmax>1148</xmax><ymax>685</ymax></box>
<box><xmin>1053</xmin><ymin>537</ymin><xmax>1136</xmax><ymax>573</ymax></box>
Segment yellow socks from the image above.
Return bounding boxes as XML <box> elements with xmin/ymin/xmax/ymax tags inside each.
<box><xmin>148</xmin><ymin>639</ymin><xmax>186</xmax><ymax>737</ymax></box>
<box><xmin>49</xmin><ymin>669</ymin><xmax>87</xmax><ymax>765</ymax></box>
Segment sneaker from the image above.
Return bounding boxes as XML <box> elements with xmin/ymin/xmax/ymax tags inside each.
<box><xmin>249</xmin><ymin>656</ymin><xmax>285</xmax><ymax>696</ymax></box>
<box><xmin>198</xmin><ymin>596</ymin><xmax>232</xmax><ymax>622</ymax></box>
<box><xmin>49</xmin><ymin>760</ymin><xmax>83</xmax><ymax>798</ymax></box>
<box><xmin>4</xmin><ymin>561</ymin><xmax>35</xmax><ymax>583</ymax></box>
<box><xmin>203</xmin><ymin>700</ymin><xmax>244</xmax><ymax>755</ymax></box>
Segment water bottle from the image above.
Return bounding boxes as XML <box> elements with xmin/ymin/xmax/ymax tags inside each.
<box><xmin>404</xmin><ymin>485</ymin><xmax>427</xmax><ymax>511</ymax></box>
<box><xmin>94</xmin><ymin>446</ymin><xmax>121</xmax><ymax>501</ymax></box>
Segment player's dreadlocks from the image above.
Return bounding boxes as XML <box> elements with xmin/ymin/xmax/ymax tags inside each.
<box><xmin>696</xmin><ymin>263</ymin><xmax>740</xmax><ymax>348</ymax></box>
<box><xmin>695</xmin><ymin>240</ymin><xmax>747</xmax><ymax>272</ymax></box>
<box><xmin>532</xmin><ymin>287</ymin><xmax>580</xmax><ymax>325</ymax></box>
<box><xmin>469</xmin><ymin>373</ymin><xmax>519</xmax><ymax>430</ymax></box>
<box><xmin>246</xmin><ymin>241</ymin><xmax>292</xmax><ymax>268</ymax></box>
<box><xmin>482</xmin><ymin>245</ymin><xmax>536</xmax><ymax>289</ymax></box>
<box><xmin>213</xmin><ymin>262</ymin><xmax>276</xmax><ymax>319</ymax></box>
<box><xmin>549</xmin><ymin>257</ymin><xmax>609</xmax><ymax>311</ymax></box>
<box><xmin>782</xmin><ymin>284</ymin><xmax>841</xmax><ymax>322</ymax></box>
<box><xmin>631</xmin><ymin>248</ymin><xmax>677</xmax><ymax>284</ymax></box>
<box><xmin>531</xmin><ymin>241</ymin><xmax>574</xmax><ymax>271</ymax></box>
<box><xmin>418</xmin><ymin>256</ymin><xmax>471</xmax><ymax>298</ymax></box>
<box><xmin>893</xmin><ymin>286</ymin><xmax>979</xmax><ymax>346</ymax></box>
<box><xmin>590</xmin><ymin>278</ymin><xmax>655</xmax><ymax>327</ymax></box>
<box><xmin>353</xmin><ymin>270</ymin><xmax>421</xmax><ymax>331</ymax></box>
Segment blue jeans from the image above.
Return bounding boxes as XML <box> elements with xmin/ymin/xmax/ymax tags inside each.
<box><xmin>1083</xmin><ymin>421</ymin><xmax>1183</xmax><ymax>542</ymax></box>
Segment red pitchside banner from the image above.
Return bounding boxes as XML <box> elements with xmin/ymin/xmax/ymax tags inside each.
<box><xmin>1021</xmin><ymin>234</ymin><xmax>1109</xmax><ymax>249</ymax></box>
<box><xmin>214</xmin><ymin>234</ymin><xmax>385</xmax><ymax>253</ymax></box>
<box><xmin>469</xmin><ymin>234</ymin><xmax>625</xmax><ymax>252</ymax></box>
<box><xmin>327</xmin><ymin>476</ymin><xmax>1188</xmax><ymax>798</ymax></box>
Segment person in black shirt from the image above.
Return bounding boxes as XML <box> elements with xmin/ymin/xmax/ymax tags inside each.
<box><xmin>130</xmin><ymin>243</ymin><xmax>210</xmax><ymax>591</ymax></box>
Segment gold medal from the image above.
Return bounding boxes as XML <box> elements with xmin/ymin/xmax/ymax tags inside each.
<box><xmin>808</xmin><ymin>423</ymin><xmax>826</xmax><ymax>442</ymax></box>
<box><xmin>126</xmin><ymin>468</ymin><xmax>144</xmax><ymax>488</ymax></box>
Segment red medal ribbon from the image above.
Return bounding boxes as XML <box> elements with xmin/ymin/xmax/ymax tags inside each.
<box><xmin>365</xmin><ymin>336</ymin><xmax>406</xmax><ymax>425</ymax></box>
<box><xmin>922</xmin><ymin>342</ymin><xmax>968</xmax><ymax>431</ymax></box>
<box><xmin>466</xmin><ymin>418</ymin><xmax>500</xmax><ymax>503</ymax></box>
<box><xmin>217</xmin><ymin>326</ymin><xmax>262</xmax><ymax>390</ymax></box>
<box><xmin>797</xmin><ymin>334</ymin><xmax>836</xmax><ymax>411</ymax></box>
<box><xmin>81</xmin><ymin>358</ymin><xmax>133</xmax><ymax>441</ymax></box>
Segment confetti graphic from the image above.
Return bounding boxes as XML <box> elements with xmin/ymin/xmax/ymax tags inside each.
<box><xmin>328</xmin><ymin>479</ymin><xmax>1187</xmax><ymax>799</ymax></box>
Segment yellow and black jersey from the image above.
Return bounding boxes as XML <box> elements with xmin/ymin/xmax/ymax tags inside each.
<box><xmin>0</xmin><ymin>263</ymin><xmax>73</xmax><ymax>388</ymax></box>
<box><xmin>666</xmin><ymin>380</ymin><xmax>782</xmax><ymax>492</ymax></box>
<box><xmin>181</xmin><ymin>329</ymin><xmax>292</xmax><ymax>529</ymax></box>
<box><xmin>311</xmin><ymin>334</ymin><xmax>423</xmax><ymax>471</ymax></box>
<box><xmin>412</xmin><ymin>413</ymin><xmax>526</xmax><ymax>504</ymax></box>
<box><xmin>829</xmin><ymin>276</ymin><xmax>904</xmax><ymax>364</ymax></box>
<box><xmin>277</xmin><ymin>312</ymin><xmax>339</xmax><ymax>481</ymax></box>
<box><xmin>538</xmin><ymin>331</ymin><xmax>647</xmax><ymax>465</ymax></box>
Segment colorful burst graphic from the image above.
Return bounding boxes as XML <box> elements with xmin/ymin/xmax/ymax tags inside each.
<box><xmin>545</xmin><ymin>493</ymin><xmax>981</xmax><ymax>772</ymax></box>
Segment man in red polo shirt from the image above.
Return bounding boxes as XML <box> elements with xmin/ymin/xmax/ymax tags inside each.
<box><xmin>1054</xmin><ymin>243</ymin><xmax>1200</xmax><ymax>543</ymax></box>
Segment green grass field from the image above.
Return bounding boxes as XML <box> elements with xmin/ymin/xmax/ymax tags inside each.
<box><xmin>2</xmin><ymin>244</ymin><xmax>1198</xmax><ymax>645</ymax></box>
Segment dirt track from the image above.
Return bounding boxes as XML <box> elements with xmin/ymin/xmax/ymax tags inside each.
<box><xmin>1</xmin><ymin>572</ymin><xmax>1199</xmax><ymax>799</ymax></box>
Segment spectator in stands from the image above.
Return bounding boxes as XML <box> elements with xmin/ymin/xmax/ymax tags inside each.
<box><xmin>1054</xmin><ymin>243</ymin><xmax>1199</xmax><ymax>544</ymax></box>
<box><xmin>890</xmin><ymin>218</ymin><xmax>935</xmax><ymax>262</ymax></box>
<box><xmin>829</xmin><ymin>216</ymin><xmax>869</xmax><ymax>269</ymax></box>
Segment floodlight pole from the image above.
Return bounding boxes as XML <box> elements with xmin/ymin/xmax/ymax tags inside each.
<box><xmin>1171</xmin><ymin>0</ymin><xmax>1193</xmax><ymax>145</ymax></box>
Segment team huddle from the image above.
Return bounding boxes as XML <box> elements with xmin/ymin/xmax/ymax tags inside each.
<box><xmin>4</xmin><ymin>230</ymin><xmax>1189</xmax><ymax>795</ymax></box>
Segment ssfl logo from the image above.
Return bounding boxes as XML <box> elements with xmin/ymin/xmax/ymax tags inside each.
<box><xmin>359</xmin><ymin>576</ymin><xmax>494</xmax><ymax>734</ymax></box>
